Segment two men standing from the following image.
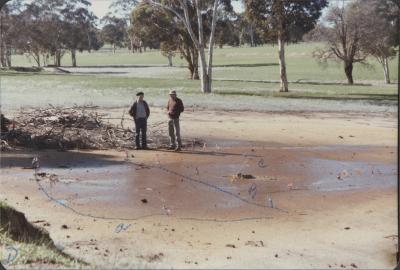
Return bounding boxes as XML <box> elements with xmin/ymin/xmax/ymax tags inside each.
<box><xmin>129</xmin><ymin>90</ymin><xmax>184</xmax><ymax>151</ymax></box>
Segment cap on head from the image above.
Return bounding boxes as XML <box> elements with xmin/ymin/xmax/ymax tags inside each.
<box><xmin>136</xmin><ymin>92</ymin><xmax>144</xmax><ymax>96</ymax></box>
<box><xmin>169</xmin><ymin>90</ymin><xmax>177</xmax><ymax>95</ymax></box>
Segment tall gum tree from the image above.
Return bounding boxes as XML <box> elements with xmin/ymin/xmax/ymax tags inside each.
<box><xmin>244</xmin><ymin>0</ymin><xmax>328</xmax><ymax>92</ymax></box>
<box><xmin>131</xmin><ymin>2</ymin><xmax>201</xmax><ymax>79</ymax></box>
<box><xmin>149</xmin><ymin>0</ymin><xmax>232</xmax><ymax>93</ymax></box>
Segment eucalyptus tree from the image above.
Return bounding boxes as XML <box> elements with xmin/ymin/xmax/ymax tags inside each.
<box><xmin>244</xmin><ymin>0</ymin><xmax>328</xmax><ymax>92</ymax></box>
<box><xmin>100</xmin><ymin>16</ymin><xmax>127</xmax><ymax>53</ymax></box>
<box><xmin>131</xmin><ymin>1</ymin><xmax>200</xmax><ymax>79</ymax></box>
<box><xmin>108</xmin><ymin>0</ymin><xmax>138</xmax><ymax>53</ymax></box>
<box><xmin>0</xmin><ymin>0</ymin><xmax>24</xmax><ymax>67</ymax></box>
<box><xmin>62</xmin><ymin>1</ymin><xmax>100</xmax><ymax>66</ymax></box>
<box><xmin>149</xmin><ymin>0</ymin><xmax>233</xmax><ymax>93</ymax></box>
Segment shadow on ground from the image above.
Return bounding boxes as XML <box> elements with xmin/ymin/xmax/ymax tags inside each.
<box><xmin>0</xmin><ymin>149</ymin><xmax>126</xmax><ymax>169</ymax></box>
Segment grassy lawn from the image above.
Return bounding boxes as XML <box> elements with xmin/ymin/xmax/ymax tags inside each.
<box><xmin>10</xmin><ymin>43</ymin><xmax>399</xmax><ymax>83</ymax></box>
<box><xmin>1</xmin><ymin>73</ymin><xmax>397</xmax><ymax>112</ymax></box>
<box><xmin>2</xmin><ymin>43</ymin><xmax>397</xmax><ymax>113</ymax></box>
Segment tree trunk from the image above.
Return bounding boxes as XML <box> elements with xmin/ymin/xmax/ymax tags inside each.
<box><xmin>188</xmin><ymin>62</ymin><xmax>194</xmax><ymax>79</ymax></box>
<box><xmin>113</xmin><ymin>44</ymin><xmax>116</xmax><ymax>54</ymax></box>
<box><xmin>205</xmin><ymin>0</ymin><xmax>218</xmax><ymax>94</ymax></box>
<box><xmin>86</xmin><ymin>29</ymin><xmax>92</xmax><ymax>53</ymax></box>
<box><xmin>55</xmin><ymin>50</ymin><xmax>62</xmax><ymax>67</ymax></box>
<box><xmin>33</xmin><ymin>52</ymin><xmax>40</xmax><ymax>67</ymax></box>
<box><xmin>191</xmin><ymin>48</ymin><xmax>199</xmax><ymax>80</ymax></box>
<box><xmin>71</xmin><ymin>49</ymin><xmax>77</xmax><ymax>67</ymax></box>
<box><xmin>167</xmin><ymin>54</ymin><xmax>173</xmax><ymax>66</ymax></box>
<box><xmin>239</xmin><ymin>30</ymin><xmax>244</xmax><ymax>46</ymax></box>
<box><xmin>198</xmin><ymin>49</ymin><xmax>210</xmax><ymax>93</ymax></box>
<box><xmin>344</xmin><ymin>61</ymin><xmax>354</xmax><ymax>84</ymax></box>
<box><xmin>0</xmin><ymin>42</ymin><xmax>5</xmax><ymax>67</ymax></box>
<box><xmin>278</xmin><ymin>35</ymin><xmax>289</xmax><ymax>92</ymax></box>
<box><xmin>382</xmin><ymin>57</ymin><xmax>390</xmax><ymax>84</ymax></box>
<box><xmin>57</xmin><ymin>52</ymin><xmax>61</xmax><ymax>67</ymax></box>
<box><xmin>182</xmin><ymin>45</ymin><xmax>195</xmax><ymax>79</ymax></box>
<box><xmin>200</xmin><ymin>64</ymin><xmax>210</xmax><ymax>93</ymax></box>
<box><xmin>250</xmin><ymin>24</ymin><xmax>255</xmax><ymax>47</ymax></box>
<box><xmin>193</xmin><ymin>64</ymin><xmax>199</xmax><ymax>80</ymax></box>
<box><xmin>194</xmin><ymin>0</ymin><xmax>211</xmax><ymax>93</ymax></box>
<box><xmin>0</xmin><ymin>12</ymin><xmax>5</xmax><ymax>68</ymax></box>
<box><xmin>6</xmin><ymin>45</ymin><xmax>11</xmax><ymax>67</ymax></box>
<box><xmin>193</xmin><ymin>62</ymin><xmax>199</xmax><ymax>80</ymax></box>
<box><xmin>130</xmin><ymin>39</ymin><xmax>134</xmax><ymax>54</ymax></box>
<box><xmin>42</xmin><ymin>54</ymin><xmax>46</xmax><ymax>66</ymax></box>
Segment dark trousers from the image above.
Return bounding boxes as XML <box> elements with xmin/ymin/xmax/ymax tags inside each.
<box><xmin>134</xmin><ymin>118</ymin><xmax>147</xmax><ymax>147</ymax></box>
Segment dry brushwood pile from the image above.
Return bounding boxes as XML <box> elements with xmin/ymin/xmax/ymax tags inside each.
<box><xmin>0</xmin><ymin>106</ymin><xmax>184</xmax><ymax>150</ymax></box>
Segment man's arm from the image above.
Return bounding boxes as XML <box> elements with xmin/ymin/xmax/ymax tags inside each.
<box><xmin>180</xmin><ymin>99</ymin><xmax>184</xmax><ymax>113</ymax></box>
<box><xmin>129</xmin><ymin>102</ymin><xmax>136</xmax><ymax>118</ymax></box>
<box><xmin>145</xmin><ymin>101</ymin><xmax>150</xmax><ymax>118</ymax></box>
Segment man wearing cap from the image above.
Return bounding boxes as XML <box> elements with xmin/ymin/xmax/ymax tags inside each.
<box><xmin>129</xmin><ymin>92</ymin><xmax>150</xmax><ymax>150</ymax></box>
<box><xmin>166</xmin><ymin>90</ymin><xmax>184</xmax><ymax>151</ymax></box>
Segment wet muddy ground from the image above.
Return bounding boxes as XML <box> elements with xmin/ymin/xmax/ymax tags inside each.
<box><xmin>1</xmin><ymin>145</ymin><xmax>396</xmax><ymax>222</ymax></box>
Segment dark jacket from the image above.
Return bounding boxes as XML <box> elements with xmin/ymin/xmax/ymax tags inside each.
<box><xmin>129</xmin><ymin>101</ymin><xmax>150</xmax><ymax>119</ymax></box>
<box><xmin>167</xmin><ymin>98</ymin><xmax>184</xmax><ymax>119</ymax></box>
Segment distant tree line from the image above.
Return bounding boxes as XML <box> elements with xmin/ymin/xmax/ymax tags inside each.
<box><xmin>0</xmin><ymin>0</ymin><xmax>103</xmax><ymax>67</ymax></box>
<box><xmin>0</xmin><ymin>0</ymin><xmax>398</xmax><ymax>91</ymax></box>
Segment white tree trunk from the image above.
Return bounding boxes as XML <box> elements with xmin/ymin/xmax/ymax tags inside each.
<box><xmin>150</xmin><ymin>0</ymin><xmax>219</xmax><ymax>93</ymax></box>
<box><xmin>278</xmin><ymin>35</ymin><xmax>288</xmax><ymax>92</ymax></box>
<box><xmin>194</xmin><ymin>0</ymin><xmax>211</xmax><ymax>93</ymax></box>
<box><xmin>205</xmin><ymin>0</ymin><xmax>219</xmax><ymax>93</ymax></box>
<box><xmin>198</xmin><ymin>47</ymin><xmax>209</xmax><ymax>93</ymax></box>
<box><xmin>383</xmin><ymin>57</ymin><xmax>390</xmax><ymax>84</ymax></box>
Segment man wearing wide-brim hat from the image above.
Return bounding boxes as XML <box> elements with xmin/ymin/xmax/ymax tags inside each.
<box><xmin>166</xmin><ymin>90</ymin><xmax>184</xmax><ymax>151</ymax></box>
<box><xmin>129</xmin><ymin>92</ymin><xmax>150</xmax><ymax>150</ymax></box>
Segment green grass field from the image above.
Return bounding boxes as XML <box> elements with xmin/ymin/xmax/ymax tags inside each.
<box><xmin>2</xmin><ymin>43</ymin><xmax>397</xmax><ymax>112</ymax></box>
<box><xmin>9</xmin><ymin>43</ymin><xmax>398</xmax><ymax>83</ymax></box>
<box><xmin>1</xmin><ymin>73</ymin><xmax>397</xmax><ymax>112</ymax></box>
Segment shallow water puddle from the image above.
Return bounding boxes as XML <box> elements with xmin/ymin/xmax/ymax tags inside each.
<box><xmin>310</xmin><ymin>158</ymin><xmax>396</xmax><ymax>191</ymax></box>
<box><xmin>1</xmin><ymin>145</ymin><xmax>396</xmax><ymax>221</ymax></box>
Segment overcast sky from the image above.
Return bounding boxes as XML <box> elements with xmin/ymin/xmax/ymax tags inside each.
<box><xmin>87</xmin><ymin>0</ymin><xmax>338</xmax><ymax>25</ymax></box>
<box><xmin>89</xmin><ymin>0</ymin><xmax>244</xmax><ymax>19</ymax></box>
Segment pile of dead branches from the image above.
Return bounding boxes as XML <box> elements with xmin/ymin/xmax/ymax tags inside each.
<box><xmin>0</xmin><ymin>105</ymin><xmax>173</xmax><ymax>150</ymax></box>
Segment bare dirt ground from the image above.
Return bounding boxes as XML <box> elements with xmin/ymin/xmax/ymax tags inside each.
<box><xmin>0</xmin><ymin>109</ymin><xmax>397</xmax><ymax>269</ymax></box>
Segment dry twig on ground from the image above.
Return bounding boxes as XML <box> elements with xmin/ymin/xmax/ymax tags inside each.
<box><xmin>1</xmin><ymin>106</ymin><xmax>203</xmax><ymax>151</ymax></box>
<box><xmin>0</xmin><ymin>106</ymin><xmax>174</xmax><ymax>150</ymax></box>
